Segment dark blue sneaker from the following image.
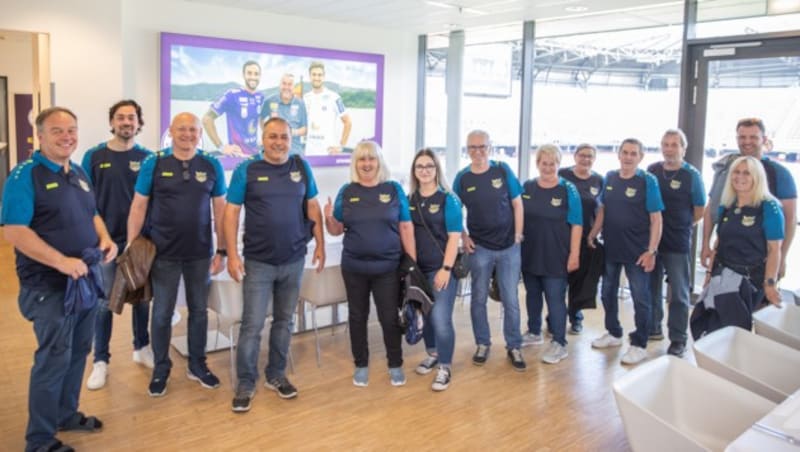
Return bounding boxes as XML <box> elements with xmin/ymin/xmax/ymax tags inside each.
<box><xmin>187</xmin><ymin>365</ymin><xmax>220</xmax><ymax>389</ymax></box>
<box><xmin>148</xmin><ymin>375</ymin><xmax>168</xmax><ymax>397</ymax></box>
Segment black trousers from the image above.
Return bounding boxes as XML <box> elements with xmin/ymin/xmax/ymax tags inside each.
<box><xmin>342</xmin><ymin>269</ymin><xmax>403</xmax><ymax>368</ymax></box>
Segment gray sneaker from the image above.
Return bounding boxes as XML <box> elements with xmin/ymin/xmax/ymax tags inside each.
<box><xmin>353</xmin><ymin>367</ymin><xmax>369</xmax><ymax>387</ymax></box>
<box><xmin>231</xmin><ymin>388</ymin><xmax>255</xmax><ymax>412</ymax></box>
<box><xmin>264</xmin><ymin>376</ymin><xmax>298</xmax><ymax>399</ymax></box>
<box><xmin>472</xmin><ymin>345</ymin><xmax>490</xmax><ymax>366</ymax></box>
<box><xmin>522</xmin><ymin>332</ymin><xmax>544</xmax><ymax>347</ymax></box>
<box><xmin>389</xmin><ymin>367</ymin><xmax>406</xmax><ymax>386</ymax></box>
<box><xmin>415</xmin><ymin>355</ymin><xmax>439</xmax><ymax>375</ymax></box>
<box><xmin>541</xmin><ymin>341</ymin><xmax>568</xmax><ymax>364</ymax></box>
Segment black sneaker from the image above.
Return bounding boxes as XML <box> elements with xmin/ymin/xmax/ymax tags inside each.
<box><xmin>667</xmin><ymin>341</ymin><xmax>686</xmax><ymax>357</ymax></box>
<box><xmin>507</xmin><ymin>348</ymin><xmax>527</xmax><ymax>372</ymax></box>
<box><xmin>264</xmin><ymin>376</ymin><xmax>298</xmax><ymax>399</ymax></box>
<box><xmin>148</xmin><ymin>376</ymin><xmax>168</xmax><ymax>397</ymax></box>
<box><xmin>187</xmin><ymin>365</ymin><xmax>220</xmax><ymax>389</ymax></box>
<box><xmin>231</xmin><ymin>389</ymin><xmax>254</xmax><ymax>413</ymax></box>
<box><xmin>472</xmin><ymin>345</ymin><xmax>490</xmax><ymax>366</ymax></box>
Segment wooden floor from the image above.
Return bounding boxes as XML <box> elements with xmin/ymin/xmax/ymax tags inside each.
<box><xmin>0</xmin><ymin>237</ymin><xmax>691</xmax><ymax>451</ymax></box>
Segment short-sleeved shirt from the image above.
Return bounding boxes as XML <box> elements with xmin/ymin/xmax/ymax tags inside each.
<box><xmin>647</xmin><ymin>161</ymin><xmax>706</xmax><ymax>254</ymax></box>
<box><xmin>600</xmin><ymin>168</ymin><xmax>665</xmax><ymax>264</ymax></box>
<box><xmin>82</xmin><ymin>143</ymin><xmax>153</xmax><ymax>250</ymax></box>
<box><xmin>453</xmin><ymin>161</ymin><xmax>522</xmax><ymax>251</ymax></box>
<box><xmin>135</xmin><ymin>148</ymin><xmax>226</xmax><ymax>260</ymax></box>
<box><xmin>333</xmin><ymin>181</ymin><xmax>411</xmax><ymax>275</ymax></box>
<box><xmin>521</xmin><ymin>177</ymin><xmax>582</xmax><ymax>277</ymax></box>
<box><xmin>209</xmin><ymin>88</ymin><xmax>265</xmax><ymax>156</ymax></box>
<box><xmin>227</xmin><ymin>155</ymin><xmax>318</xmax><ymax>265</ymax></box>
<box><xmin>260</xmin><ymin>94</ymin><xmax>308</xmax><ymax>156</ymax></box>
<box><xmin>409</xmin><ymin>189</ymin><xmax>463</xmax><ymax>274</ymax></box>
<box><xmin>558</xmin><ymin>167</ymin><xmax>603</xmax><ymax>235</ymax></box>
<box><xmin>716</xmin><ymin>199</ymin><xmax>784</xmax><ymax>270</ymax></box>
<box><xmin>1</xmin><ymin>151</ymin><xmax>98</xmax><ymax>290</ymax></box>
<box><xmin>303</xmin><ymin>87</ymin><xmax>346</xmax><ymax>156</ymax></box>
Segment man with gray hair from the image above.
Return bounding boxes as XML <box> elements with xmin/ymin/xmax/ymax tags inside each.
<box><xmin>260</xmin><ymin>73</ymin><xmax>308</xmax><ymax>156</ymax></box>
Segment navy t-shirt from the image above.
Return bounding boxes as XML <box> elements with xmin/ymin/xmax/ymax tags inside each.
<box><xmin>647</xmin><ymin>161</ymin><xmax>706</xmax><ymax>254</ymax></box>
<box><xmin>135</xmin><ymin>148</ymin><xmax>226</xmax><ymax>260</ymax></box>
<box><xmin>409</xmin><ymin>189</ymin><xmax>463</xmax><ymax>274</ymax></box>
<box><xmin>521</xmin><ymin>177</ymin><xmax>582</xmax><ymax>277</ymax></box>
<box><xmin>558</xmin><ymin>167</ymin><xmax>603</xmax><ymax>236</ymax></box>
<box><xmin>1</xmin><ymin>151</ymin><xmax>99</xmax><ymax>290</ymax></box>
<box><xmin>716</xmin><ymin>199</ymin><xmax>784</xmax><ymax>269</ymax></box>
<box><xmin>227</xmin><ymin>155</ymin><xmax>319</xmax><ymax>265</ymax></box>
<box><xmin>333</xmin><ymin>181</ymin><xmax>411</xmax><ymax>275</ymax></box>
<box><xmin>600</xmin><ymin>169</ymin><xmax>665</xmax><ymax>264</ymax></box>
<box><xmin>82</xmin><ymin>143</ymin><xmax>153</xmax><ymax>250</ymax></box>
<box><xmin>453</xmin><ymin>161</ymin><xmax>522</xmax><ymax>250</ymax></box>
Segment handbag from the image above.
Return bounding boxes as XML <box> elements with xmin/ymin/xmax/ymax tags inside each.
<box><xmin>414</xmin><ymin>193</ymin><xmax>469</xmax><ymax>280</ymax></box>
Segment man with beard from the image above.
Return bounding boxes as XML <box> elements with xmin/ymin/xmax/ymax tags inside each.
<box><xmin>83</xmin><ymin>100</ymin><xmax>154</xmax><ymax>390</ymax></box>
<box><xmin>260</xmin><ymin>73</ymin><xmax>307</xmax><ymax>156</ymax></box>
<box><xmin>303</xmin><ymin>61</ymin><xmax>352</xmax><ymax>155</ymax></box>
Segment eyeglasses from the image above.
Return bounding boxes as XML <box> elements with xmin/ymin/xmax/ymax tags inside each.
<box><xmin>414</xmin><ymin>164</ymin><xmax>436</xmax><ymax>171</ymax></box>
<box><xmin>181</xmin><ymin>160</ymin><xmax>190</xmax><ymax>182</ymax></box>
<box><xmin>467</xmin><ymin>144</ymin><xmax>488</xmax><ymax>152</ymax></box>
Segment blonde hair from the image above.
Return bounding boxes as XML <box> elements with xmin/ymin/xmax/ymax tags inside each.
<box><xmin>720</xmin><ymin>155</ymin><xmax>775</xmax><ymax>208</ymax></box>
<box><xmin>536</xmin><ymin>143</ymin><xmax>562</xmax><ymax>165</ymax></box>
<box><xmin>350</xmin><ymin>140</ymin><xmax>391</xmax><ymax>184</ymax></box>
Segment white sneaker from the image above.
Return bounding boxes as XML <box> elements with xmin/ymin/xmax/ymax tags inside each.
<box><xmin>133</xmin><ymin>346</ymin><xmax>155</xmax><ymax>369</ymax></box>
<box><xmin>541</xmin><ymin>341</ymin><xmax>568</xmax><ymax>364</ymax></box>
<box><xmin>621</xmin><ymin>346</ymin><xmax>648</xmax><ymax>365</ymax></box>
<box><xmin>591</xmin><ymin>333</ymin><xmax>623</xmax><ymax>349</ymax></box>
<box><xmin>521</xmin><ymin>332</ymin><xmax>544</xmax><ymax>347</ymax></box>
<box><xmin>86</xmin><ymin>361</ymin><xmax>108</xmax><ymax>390</ymax></box>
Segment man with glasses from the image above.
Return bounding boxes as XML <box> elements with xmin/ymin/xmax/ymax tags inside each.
<box><xmin>453</xmin><ymin>130</ymin><xmax>526</xmax><ymax>371</ymax></box>
<box><xmin>2</xmin><ymin>107</ymin><xmax>117</xmax><ymax>452</ymax></box>
<box><xmin>82</xmin><ymin>100</ymin><xmax>154</xmax><ymax>391</ymax></box>
<box><xmin>127</xmin><ymin>112</ymin><xmax>227</xmax><ymax>397</ymax></box>
<box><xmin>701</xmin><ymin>118</ymin><xmax>796</xmax><ymax>281</ymax></box>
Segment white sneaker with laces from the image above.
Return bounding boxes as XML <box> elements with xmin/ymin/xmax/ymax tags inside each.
<box><xmin>621</xmin><ymin>346</ymin><xmax>648</xmax><ymax>365</ymax></box>
<box><xmin>521</xmin><ymin>332</ymin><xmax>544</xmax><ymax>347</ymax></box>
<box><xmin>133</xmin><ymin>346</ymin><xmax>155</xmax><ymax>369</ymax></box>
<box><xmin>591</xmin><ymin>333</ymin><xmax>623</xmax><ymax>349</ymax></box>
<box><xmin>431</xmin><ymin>366</ymin><xmax>451</xmax><ymax>391</ymax></box>
<box><xmin>541</xmin><ymin>341</ymin><xmax>568</xmax><ymax>364</ymax></box>
<box><xmin>86</xmin><ymin>361</ymin><xmax>108</xmax><ymax>390</ymax></box>
<box><xmin>415</xmin><ymin>355</ymin><xmax>439</xmax><ymax>375</ymax></box>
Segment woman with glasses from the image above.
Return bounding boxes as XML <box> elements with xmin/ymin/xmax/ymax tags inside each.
<box><xmin>521</xmin><ymin>144</ymin><xmax>582</xmax><ymax>364</ymax></box>
<box><xmin>408</xmin><ymin>149</ymin><xmax>463</xmax><ymax>391</ymax></box>
<box><xmin>324</xmin><ymin>141</ymin><xmax>415</xmax><ymax>387</ymax></box>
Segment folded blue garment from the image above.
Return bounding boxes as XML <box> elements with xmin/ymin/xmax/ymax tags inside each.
<box><xmin>64</xmin><ymin>248</ymin><xmax>105</xmax><ymax>315</ymax></box>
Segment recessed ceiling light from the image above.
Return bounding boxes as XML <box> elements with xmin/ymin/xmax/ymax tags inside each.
<box><xmin>565</xmin><ymin>6</ymin><xmax>589</xmax><ymax>12</ymax></box>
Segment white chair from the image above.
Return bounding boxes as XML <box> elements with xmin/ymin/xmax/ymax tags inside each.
<box><xmin>613</xmin><ymin>355</ymin><xmax>776</xmax><ymax>452</ymax></box>
<box><xmin>694</xmin><ymin>326</ymin><xmax>800</xmax><ymax>403</ymax></box>
<box><xmin>298</xmin><ymin>265</ymin><xmax>347</xmax><ymax>366</ymax></box>
<box><xmin>753</xmin><ymin>303</ymin><xmax>800</xmax><ymax>351</ymax></box>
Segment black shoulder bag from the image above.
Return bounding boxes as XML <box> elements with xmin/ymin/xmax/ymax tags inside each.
<box><xmin>413</xmin><ymin>192</ymin><xmax>469</xmax><ymax>279</ymax></box>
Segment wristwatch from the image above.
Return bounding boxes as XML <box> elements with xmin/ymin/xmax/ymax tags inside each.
<box><xmin>442</xmin><ymin>265</ymin><xmax>452</xmax><ymax>272</ymax></box>
<box><xmin>648</xmin><ymin>248</ymin><xmax>658</xmax><ymax>256</ymax></box>
<box><xmin>765</xmin><ymin>278</ymin><xmax>776</xmax><ymax>287</ymax></box>
<box><xmin>215</xmin><ymin>249</ymin><xmax>228</xmax><ymax>257</ymax></box>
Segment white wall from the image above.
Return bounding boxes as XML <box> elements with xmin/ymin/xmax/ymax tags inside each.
<box><xmin>0</xmin><ymin>30</ymin><xmax>34</xmax><ymax>167</ymax></box>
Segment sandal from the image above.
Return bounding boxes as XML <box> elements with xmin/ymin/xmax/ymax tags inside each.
<box><xmin>58</xmin><ymin>411</ymin><xmax>103</xmax><ymax>432</ymax></box>
<box><xmin>34</xmin><ymin>439</ymin><xmax>75</xmax><ymax>452</ymax></box>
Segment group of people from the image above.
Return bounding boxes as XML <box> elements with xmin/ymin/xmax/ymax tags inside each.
<box><xmin>1</xmin><ymin>101</ymin><xmax>794</xmax><ymax>452</ymax></box>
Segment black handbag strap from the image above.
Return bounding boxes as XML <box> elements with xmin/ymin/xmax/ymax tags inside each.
<box><xmin>413</xmin><ymin>192</ymin><xmax>445</xmax><ymax>257</ymax></box>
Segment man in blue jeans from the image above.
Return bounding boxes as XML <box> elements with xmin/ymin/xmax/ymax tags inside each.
<box><xmin>588</xmin><ymin>138</ymin><xmax>664</xmax><ymax>366</ymax></box>
<box><xmin>127</xmin><ymin>112</ymin><xmax>227</xmax><ymax>397</ymax></box>
<box><xmin>224</xmin><ymin>117</ymin><xmax>325</xmax><ymax>412</ymax></box>
<box><xmin>2</xmin><ymin>107</ymin><xmax>118</xmax><ymax>452</ymax></box>
<box><xmin>453</xmin><ymin>130</ymin><xmax>526</xmax><ymax>371</ymax></box>
<box><xmin>647</xmin><ymin>129</ymin><xmax>705</xmax><ymax>357</ymax></box>
<box><xmin>83</xmin><ymin>100</ymin><xmax>154</xmax><ymax>390</ymax></box>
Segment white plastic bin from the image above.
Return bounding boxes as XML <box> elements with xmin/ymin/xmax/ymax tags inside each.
<box><xmin>694</xmin><ymin>326</ymin><xmax>800</xmax><ymax>403</ymax></box>
<box><xmin>613</xmin><ymin>356</ymin><xmax>776</xmax><ymax>452</ymax></box>
<box><xmin>753</xmin><ymin>303</ymin><xmax>800</xmax><ymax>351</ymax></box>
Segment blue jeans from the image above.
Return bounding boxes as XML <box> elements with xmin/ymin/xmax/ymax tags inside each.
<box><xmin>601</xmin><ymin>261</ymin><xmax>652</xmax><ymax>348</ymax></box>
<box><xmin>650</xmin><ymin>252</ymin><xmax>691</xmax><ymax>343</ymax></box>
<box><xmin>522</xmin><ymin>273</ymin><xmax>568</xmax><ymax>346</ymax></box>
<box><xmin>93</xmin><ymin>260</ymin><xmax>150</xmax><ymax>363</ymax></box>
<box><xmin>469</xmin><ymin>243</ymin><xmax>523</xmax><ymax>349</ymax></box>
<box><xmin>18</xmin><ymin>287</ymin><xmax>97</xmax><ymax>452</ymax></box>
<box><xmin>236</xmin><ymin>258</ymin><xmax>304</xmax><ymax>391</ymax></box>
<box><xmin>421</xmin><ymin>271</ymin><xmax>458</xmax><ymax>365</ymax></box>
<box><xmin>150</xmin><ymin>257</ymin><xmax>210</xmax><ymax>379</ymax></box>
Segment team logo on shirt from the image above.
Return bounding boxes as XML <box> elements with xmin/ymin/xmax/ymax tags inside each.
<box><xmin>349</xmin><ymin>197</ymin><xmax>360</xmax><ymax>203</ymax></box>
<box><xmin>625</xmin><ymin>187</ymin><xmax>637</xmax><ymax>198</ymax></box>
<box><xmin>670</xmin><ymin>180</ymin><xmax>681</xmax><ymax>190</ymax></box>
<box><xmin>590</xmin><ymin>187</ymin><xmax>599</xmax><ymax>196</ymax></box>
<box><xmin>551</xmin><ymin>198</ymin><xmax>562</xmax><ymax>207</ymax></box>
<box><xmin>379</xmin><ymin>193</ymin><xmax>391</xmax><ymax>203</ymax></box>
<box><xmin>428</xmin><ymin>204</ymin><xmax>440</xmax><ymax>214</ymax></box>
<box><xmin>491</xmin><ymin>178</ymin><xmax>503</xmax><ymax>189</ymax></box>
<box><xmin>195</xmin><ymin>171</ymin><xmax>207</xmax><ymax>183</ymax></box>
<box><xmin>257</xmin><ymin>176</ymin><xmax>270</xmax><ymax>182</ymax></box>
<box><xmin>742</xmin><ymin>216</ymin><xmax>755</xmax><ymax>227</ymax></box>
<box><xmin>129</xmin><ymin>161</ymin><xmax>141</xmax><ymax>172</ymax></box>
<box><xmin>46</xmin><ymin>182</ymin><xmax>59</xmax><ymax>190</ymax></box>
<box><xmin>99</xmin><ymin>162</ymin><xmax>111</xmax><ymax>169</ymax></box>
<box><xmin>290</xmin><ymin>171</ymin><xmax>302</xmax><ymax>183</ymax></box>
<box><xmin>79</xmin><ymin>179</ymin><xmax>91</xmax><ymax>192</ymax></box>
<box><xmin>522</xmin><ymin>194</ymin><xmax>531</xmax><ymax>199</ymax></box>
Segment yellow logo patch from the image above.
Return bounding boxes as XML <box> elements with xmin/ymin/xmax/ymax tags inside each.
<box><xmin>195</xmin><ymin>171</ymin><xmax>207</xmax><ymax>183</ymax></box>
<box><xmin>409</xmin><ymin>206</ymin><xmax>416</xmax><ymax>211</ymax></box>
<box><xmin>551</xmin><ymin>197</ymin><xmax>562</xmax><ymax>207</ymax></box>
<box><xmin>99</xmin><ymin>162</ymin><xmax>111</xmax><ymax>169</ymax></box>
<box><xmin>428</xmin><ymin>204</ymin><xmax>440</xmax><ymax>214</ymax></box>
<box><xmin>606</xmin><ymin>185</ymin><xmax>613</xmax><ymax>191</ymax></box>
<box><xmin>290</xmin><ymin>171</ymin><xmax>302</xmax><ymax>183</ymax></box>
<box><xmin>46</xmin><ymin>182</ymin><xmax>59</xmax><ymax>190</ymax></box>
<box><xmin>161</xmin><ymin>171</ymin><xmax>174</xmax><ymax>177</ymax></box>
<box><xmin>670</xmin><ymin>180</ymin><xmax>681</xmax><ymax>190</ymax></box>
<box><xmin>625</xmin><ymin>187</ymin><xmax>637</xmax><ymax>198</ymax></box>
<box><xmin>491</xmin><ymin>178</ymin><xmax>503</xmax><ymax>189</ymax></box>
<box><xmin>522</xmin><ymin>194</ymin><xmax>531</xmax><ymax>199</ymax></box>
<box><xmin>349</xmin><ymin>197</ymin><xmax>360</xmax><ymax>203</ymax></box>
<box><xmin>129</xmin><ymin>161</ymin><xmax>141</xmax><ymax>172</ymax></box>
<box><xmin>379</xmin><ymin>193</ymin><xmax>391</xmax><ymax>204</ymax></box>
<box><xmin>257</xmin><ymin>176</ymin><xmax>270</xmax><ymax>182</ymax></box>
<box><xmin>590</xmin><ymin>187</ymin><xmax>599</xmax><ymax>196</ymax></box>
<box><xmin>742</xmin><ymin>215</ymin><xmax>755</xmax><ymax>227</ymax></box>
<box><xmin>466</xmin><ymin>186</ymin><xmax>476</xmax><ymax>192</ymax></box>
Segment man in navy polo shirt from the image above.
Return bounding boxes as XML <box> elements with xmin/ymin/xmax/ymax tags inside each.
<box><xmin>225</xmin><ymin>117</ymin><xmax>324</xmax><ymax>412</ymax></box>
<box><xmin>82</xmin><ymin>100</ymin><xmax>154</xmax><ymax>391</ymax></box>
<box><xmin>260</xmin><ymin>74</ymin><xmax>308</xmax><ymax>156</ymax></box>
<box><xmin>588</xmin><ymin>138</ymin><xmax>664</xmax><ymax>366</ymax></box>
<box><xmin>647</xmin><ymin>129</ymin><xmax>705</xmax><ymax>357</ymax></box>
<box><xmin>453</xmin><ymin>130</ymin><xmax>526</xmax><ymax>371</ymax></box>
<box><xmin>127</xmin><ymin>112</ymin><xmax>227</xmax><ymax>397</ymax></box>
<box><xmin>2</xmin><ymin>107</ymin><xmax>118</xmax><ymax>452</ymax></box>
